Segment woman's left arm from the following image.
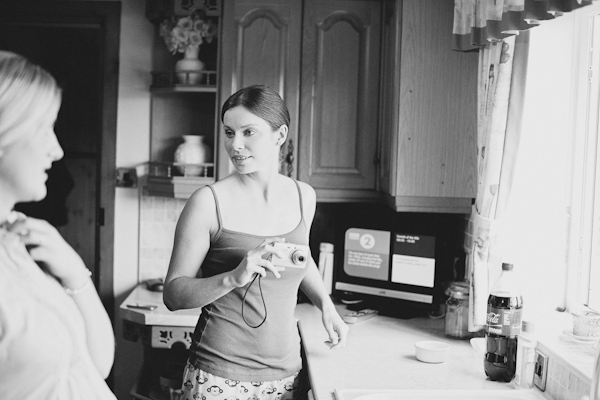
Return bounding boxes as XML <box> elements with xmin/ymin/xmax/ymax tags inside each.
<box><xmin>297</xmin><ymin>182</ymin><xmax>348</xmax><ymax>350</ymax></box>
<box><xmin>300</xmin><ymin>259</ymin><xmax>348</xmax><ymax>349</ymax></box>
<box><xmin>8</xmin><ymin>216</ymin><xmax>115</xmax><ymax>378</ymax></box>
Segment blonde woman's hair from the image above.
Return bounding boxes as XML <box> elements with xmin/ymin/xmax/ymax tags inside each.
<box><xmin>0</xmin><ymin>51</ymin><xmax>62</xmax><ymax>150</ymax></box>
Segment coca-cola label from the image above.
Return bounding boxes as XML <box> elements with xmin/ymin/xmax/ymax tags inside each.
<box><xmin>486</xmin><ymin>306</ymin><xmax>522</xmax><ymax>337</ymax></box>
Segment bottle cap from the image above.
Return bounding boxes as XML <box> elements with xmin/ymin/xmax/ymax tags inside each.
<box><xmin>522</xmin><ymin>320</ymin><xmax>535</xmax><ymax>333</ymax></box>
<box><xmin>501</xmin><ymin>263</ymin><xmax>514</xmax><ymax>271</ymax></box>
<box><xmin>320</xmin><ymin>242</ymin><xmax>334</xmax><ymax>253</ymax></box>
<box><xmin>449</xmin><ymin>281</ymin><xmax>470</xmax><ymax>296</ymax></box>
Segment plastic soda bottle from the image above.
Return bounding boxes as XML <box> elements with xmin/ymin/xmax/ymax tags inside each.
<box><xmin>484</xmin><ymin>262</ymin><xmax>523</xmax><ymax>382</ymax></box>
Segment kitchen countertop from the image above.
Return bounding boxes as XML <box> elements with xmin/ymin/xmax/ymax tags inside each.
<box><xmin>119</xmin><ymin>283</ymin><xmax>201</xmax><ymax>327</ymax></box>
<box><xmin>294</xmin><ymin>303</ymin><xmax>547</xmax><ymax>400</ymax></box>
<box><xmin>120</xmin><ymin>286</ymin><xmax>548</xmax><ymax>400</ymax></box>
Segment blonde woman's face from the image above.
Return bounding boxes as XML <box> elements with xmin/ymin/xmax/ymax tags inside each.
<box><xmin>0</xmin><ymin>104</ymin><xmax>63</xmax><ymax>204</ymax></box>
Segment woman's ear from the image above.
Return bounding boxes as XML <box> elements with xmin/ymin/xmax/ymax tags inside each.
<box><xmin>276</xmin><ymin>125</ymin><xmax>288</xmax><ymax>145</ymax></box>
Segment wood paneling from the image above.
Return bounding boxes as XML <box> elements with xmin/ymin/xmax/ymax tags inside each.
<box><xmin>299</xmin><ymin>0</ymin><xmax>381</xmax><ymax>190</ymax></box>
<box><xmin>218</xmin><ymin>0</ymin><xmax>302</xmax><ymax>178</ymax></box>
<box><xmin>379</xmin><ymin>0</ymin><xmax>478</xmax><ymax>212</ymax></box>
<box><xmin>396</xmin><ymin>0</ymin><xmax>477</xmax><ymax>198</ymax></box>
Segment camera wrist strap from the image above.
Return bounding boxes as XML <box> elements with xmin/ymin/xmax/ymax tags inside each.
<box><xmin>242</xmin><ymin>273</ymin><xmax>267</xmax><ymax>328</ymax></box>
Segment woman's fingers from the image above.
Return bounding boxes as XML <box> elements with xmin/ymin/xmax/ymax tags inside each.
<box><xmin>5</xmin><ymin>215</ymin><xmax>86</xmax><ymax>280</ymax></box>
<box><xmin>262</xmin><ymin>238</ymin><xmax>287</xmax><ymax>259</ymax></box>
<box><xmin>251</xmin><ymin>255</ymin><xmax>282</xmax><ymax>279</ymax></box>
<box><xmin>6</xmin><ymin>216</ymin><xmax>50</xmax><ymax>250</ymax></box>
<box><xmin>234</xmin><ymin>237</ymin><xmax>289</xmax><ymax>286</ymax></box>
<box><xmin>250</xmin><ymin>237</ymin><xmax>287</xmax><ymax>277</ymax></box>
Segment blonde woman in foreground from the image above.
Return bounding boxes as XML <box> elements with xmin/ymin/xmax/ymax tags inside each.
<box><xmin>0</xmin><ymin>51</ymin><xmax>116</xmax><ymax>400</ymax></box>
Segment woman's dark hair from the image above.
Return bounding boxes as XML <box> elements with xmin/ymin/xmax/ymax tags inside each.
<box><xmin>221</xmin><ymin>85</ymin><xmax>290</xmax><ymax>131</ymax></box>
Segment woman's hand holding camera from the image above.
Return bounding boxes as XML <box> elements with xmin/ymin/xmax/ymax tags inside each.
<box><xmin>229</xmin><ymin>237</ymin><xmax>286</xmax><ymax>287</ymax></box>
<box><xmin>6</xmin><ymin>214</ymin><xmax>90</xmax><ymax>289</ymax></box>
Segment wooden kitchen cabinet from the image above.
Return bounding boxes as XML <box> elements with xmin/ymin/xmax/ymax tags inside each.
<box><xmin>218</xmin><ymin>0</ymin><xmax>381</xmax><ymax>201</ymax></box>
<box><xmin>298</xmin><ymin>0</ymin><xmax>382</xmax><ymax>201</ymax></box>
<box><xmin>146</xmin><ymin>0</ymin><xmax>477</xmax><ymax>211</ymax></box>
<box><xmin>218</xmin><ymin>0</ymin><xmax>303</xmax><ymax>179</ymax></box>
<box><xmin>378</xmin><ymin>0</ymin><xmax>478</xmax><ymax>213</ymax></box>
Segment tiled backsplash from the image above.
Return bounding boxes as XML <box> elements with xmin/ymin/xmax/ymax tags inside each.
<box><xmin>543</xmin><ymin>353</ymin><xmax>590</xmax><ymax>400</ymax></box>
<box><xmin>139</xmin><ymin>196</ymin><xmax>186</xmax><ymax>282</ymax></box>
<box><xmin>536</xmin><ymin>312</ymin><xmax>597</xmax><ymax>400</ymax></box>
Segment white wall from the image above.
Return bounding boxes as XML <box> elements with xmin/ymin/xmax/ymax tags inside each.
<box><xmin>113</xmin><ymin>1</ymin><xmax>153</xmax><ymax>398</ymax></box>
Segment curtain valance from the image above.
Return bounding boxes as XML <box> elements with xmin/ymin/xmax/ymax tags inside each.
<box><xmin>453</xmin><ymin>0</ymin><xmax>592</xmax><ymax>51</ymax></box>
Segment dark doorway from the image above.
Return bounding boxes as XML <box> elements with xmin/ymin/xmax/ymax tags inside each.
<box><xmin>0</xmin><ymin>1</ymin><xmax>120</xmax><ymax>318</ymax></box>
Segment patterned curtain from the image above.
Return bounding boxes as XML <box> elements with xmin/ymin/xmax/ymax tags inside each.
<box><xmin>464</xmin><ymin>34</ymin><xmax>529</xmax><ymax>330</ymax></box>
<box><xmin>455</xmin><ymin>0</ymin><xmax>591</xmax><ymax>330</ymax></box>
<box><xmin>453</xmin><ymin>0</ymin><xmax>591</xmax><ymax>52</ymax></box>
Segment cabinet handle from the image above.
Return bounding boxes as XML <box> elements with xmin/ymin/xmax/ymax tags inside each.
<box><xmin>281</xmin><ymin>139</ymin><xmax>294</xmax><ymax>177</ymax></box>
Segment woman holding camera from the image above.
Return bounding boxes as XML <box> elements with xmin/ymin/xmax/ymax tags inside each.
<box><xmin>164</xmin><ymin>85</ymin><xmax>348</xmax><ymax>400</ymax></box>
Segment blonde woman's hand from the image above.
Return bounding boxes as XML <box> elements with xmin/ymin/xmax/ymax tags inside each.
<box><xmin>6</xmin><ymin>215</ymin><xmax>89</xmax><ymax>288</ymax></box>
<box><xmin>228</xmin><ymin>237</ymin><xmax>287</xmax><ymax>288</ymax></box>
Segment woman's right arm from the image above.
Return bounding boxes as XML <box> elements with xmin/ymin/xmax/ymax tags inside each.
<box><xmin>163</xmin><ymin>187</ymin><xmax>283</xmax><ymax>311</ymax></box>
<box><xmin>163</xmin><ymin>187</ymin><xmax>233</xmax><ymax>310</ymax></box>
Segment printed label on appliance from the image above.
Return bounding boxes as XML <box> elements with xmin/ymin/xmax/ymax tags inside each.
<box><xmin>344</xmin><ymin>228</ymin><xmax>390</xmax><ymax>281</ymax></box>
<box><xmin>485</xmin><ymin>307</ymin><xmax>523</xmax><ymax>337</ymax></box>
<box><xmin>390</xmin><ymin>233</ymin><xmax>436</xmax><ymax>287</ymax></box>
<box><xmin>391</xmin><ymin>254</ymin><xmax>435</xmax><ymax>287</ymax></box>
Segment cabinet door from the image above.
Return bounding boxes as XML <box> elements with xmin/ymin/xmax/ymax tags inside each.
<box><xmin>381</xmin><ymin>0</ymin><xmax>478</xmax><ymax>213</ymax></box>
<box><xmin>299</xmin><ymin>0</ymin><xmax>381</xmax><ymax>194</ymax></box>
<box><xmin>218</xmin><ymin>0</ymin><xmax>302</xmax><ymax>179</ymax></box>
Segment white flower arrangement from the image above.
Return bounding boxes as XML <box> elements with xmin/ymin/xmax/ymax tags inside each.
<box><xmin>159</xmin><ymin>11</ymin><xmax>217</xmax><ymax>54</ymax></box>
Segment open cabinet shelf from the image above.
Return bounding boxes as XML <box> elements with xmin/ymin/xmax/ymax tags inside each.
<box><xmin>145</xmin><ymin>1</ymin><xmax>221</xmax><ymax>199</ymax></box>
<box><xmin>144</xmin><ymin>161</ymin><xmax>214</xmax><ymax>198</ymax></box>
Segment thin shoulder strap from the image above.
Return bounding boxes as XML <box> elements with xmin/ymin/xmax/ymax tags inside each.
<box><xmin>292</xmin><ymin>179</ymin><xmax>305</xmax><ymax>221</ymax></box>
<box><xmin>207</xmin><ymin>185</ymin><xmax>223</xmax><ymax>231</ymax></box>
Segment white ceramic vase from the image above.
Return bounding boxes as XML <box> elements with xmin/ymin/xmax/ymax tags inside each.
<box><xmin>175</xmin><ymin>46</ymin><xmax>205</xmax><ymax>85</ymax></box>
<box><xmin>174</xmin><ymin>135</ymin><xmax>212</xmax><ymax>177</ymax></box>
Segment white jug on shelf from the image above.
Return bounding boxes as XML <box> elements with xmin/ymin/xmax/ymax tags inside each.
<box><xmin>174</xmin><ymin>135</ymin><xmax>212</xmax><ymax>177</ymax></box>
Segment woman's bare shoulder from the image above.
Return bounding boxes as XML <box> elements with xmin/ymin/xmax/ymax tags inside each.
<box><xmin>207</xmin><ymin>174</ymin><xmax>238</xmax><ymax>195</ymax></box>
<box><xmin>186</xmin><ymin>185</ymin><xmax>216</xmax><ymax>210</ymax></box>
<box><xmin>178</xmin><ymin>186</ymin><xmax>218</xmax><ymax>232</ymax></box>
<box><xmin>294</xmin><ymin>179</ymin><xmax>316</xmax><ymax>203</ymax></box>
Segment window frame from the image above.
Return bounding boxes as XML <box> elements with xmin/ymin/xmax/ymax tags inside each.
<box><xmin>567</xmin><ymin>6</ymin><xmax>600</xmax><ymax>313</ymax></box>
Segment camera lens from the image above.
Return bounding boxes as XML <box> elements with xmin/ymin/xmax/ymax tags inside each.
<box><xmin>290</xmin><ymin>250</ymin><xmax>306</xmax><ymax>265</ymax></box>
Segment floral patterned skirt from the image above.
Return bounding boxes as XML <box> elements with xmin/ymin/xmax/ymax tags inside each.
<box><xmin>180</xmin><ymin>362</ymin><xmax>304</xmax><ymax>400</ymax></box>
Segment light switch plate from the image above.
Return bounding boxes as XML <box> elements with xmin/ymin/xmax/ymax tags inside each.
<box><xmin>533</xmin><ymin>350</ymin><xmax>549</xmax><ymax>391</ymax></box>
<box><xmin>116</xmin><ymin>167</ymin><xmax>138</xmax><ymax>188</ymax></box>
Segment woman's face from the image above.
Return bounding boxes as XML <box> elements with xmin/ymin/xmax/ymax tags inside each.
<box><xmin>222</xmin><ymin>106</ymin><xmax>283</xmax><ymax>174</ymax></box>
<box><xmin>0</xmin><ymin>105</ymin><xmax>64</xmax><ymax>204</ymax></box>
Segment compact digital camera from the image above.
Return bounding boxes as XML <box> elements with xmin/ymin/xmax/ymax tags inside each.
<box><xmin>271</xmin><ymin>242</ymin><xmax>309</xmax><ymax>268</ymax></box>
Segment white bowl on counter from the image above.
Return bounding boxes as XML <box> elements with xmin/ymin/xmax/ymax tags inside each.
<box><xmin>414</xmin><ymin>340</ymin><xmax>451</xmax><ymax>363</ymax></box>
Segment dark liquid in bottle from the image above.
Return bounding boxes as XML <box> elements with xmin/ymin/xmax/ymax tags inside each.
<box><xmin>484</xmin><ymin>294</ymin><xmax>523</xmax><ymax>382</ymax></box>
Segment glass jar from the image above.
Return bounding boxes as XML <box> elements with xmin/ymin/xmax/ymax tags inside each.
<box><xmin>445</xmin><ymin>281</ymin><xmax>471</xmax><ymax>339</ymax></box>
